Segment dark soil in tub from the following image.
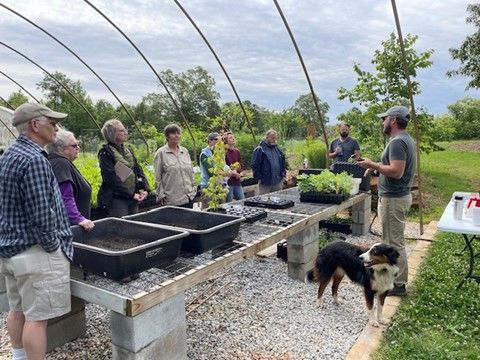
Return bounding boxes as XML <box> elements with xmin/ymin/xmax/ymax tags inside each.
<box><xmin>86</xmin><ymin>235</ymin><xmax>146</xmax><ymax>251</ymax></box>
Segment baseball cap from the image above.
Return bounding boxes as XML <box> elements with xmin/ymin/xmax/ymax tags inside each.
<box><xmin>12</xmin><ymin>103</ymin><xmax>68</xmax><ymax>126</ymax></box>
<box><xmin>377</xmin><ymin>105</ymin><xmax>410</xmax><ymax>120</ymax></box>
<box><xmin>207</xmin><ymin>132</ymin><xmax>220</xmax><ymax>141</ymax></box>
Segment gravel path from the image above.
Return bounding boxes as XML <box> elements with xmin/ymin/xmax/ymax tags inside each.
<box><xmin>1</xmin><ymin>219</ymin><xmax>421</xmax><ymax>359</ymax></box>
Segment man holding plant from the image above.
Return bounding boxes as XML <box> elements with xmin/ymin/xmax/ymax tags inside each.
<box><xmin>358</xmin><ymin>105</ymin><xmax>416</xmax><ymax>297</ymax></box>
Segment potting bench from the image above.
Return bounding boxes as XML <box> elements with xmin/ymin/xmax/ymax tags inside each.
<box><xmin>1</xmin><ymin>187</ymin><xmax>371</xmax><ymax>360</ymax></box>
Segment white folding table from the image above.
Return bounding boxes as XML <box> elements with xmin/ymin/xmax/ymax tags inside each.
<box><xmin>438</xmin><ymin>192</ymin><xmax>480</xmax><ymax>288</ymax></box>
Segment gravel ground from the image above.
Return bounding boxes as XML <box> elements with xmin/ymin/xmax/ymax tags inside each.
<box><xmin>1</xmin><ymin>219</ymin><xmax>421</xmax><ymax>360</ymax></box>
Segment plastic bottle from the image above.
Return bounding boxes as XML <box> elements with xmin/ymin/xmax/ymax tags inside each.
<box><xmin>472</xmin><ymin>199</ymin><xmax>480</xmax><ymax>227</ymax></box>
<box><xmin>303</xmin><ymin>158</ymin><xmax>308</xmax><ymax>169</ymax></box>
<box><xmin>453</xmin><ymin>195</ymin><xmax>464</xmax><ymax>220</ymax></box>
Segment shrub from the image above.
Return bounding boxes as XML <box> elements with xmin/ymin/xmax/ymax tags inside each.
<box><xmin>305</xmin><ymin>139</ymin><xmax>327</xmax><ymax>169</ymax></box>
<box><xmin>235</xmin><ymin>132</ymin><xmax>257</xmax><ymax>170</ymax></box>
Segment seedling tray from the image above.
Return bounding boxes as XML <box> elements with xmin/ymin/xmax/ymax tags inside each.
<box><xmin>332</xmin><ymin>162</ymin><xmax>370</xmax><ymax>191</ymax></box>
<box><xmin>241</xmin><ymin>178</ymin><xmax>259</xmax><ymax>187</ymax></box>
<box><xmin>71</xmin><ymin>218</ymin><xmax>188</xmax><ymax>280</ymax></box>
<box><xmin>319</xmin><ymin>220</ymin><xmax>352</xmax><ymax>234</ymax></box>
<box><xmin>125</xmin><ymin>206</ymin><xmax>243</xmax><ymax>255</ymax></box>
<box><xmin>244</xmin><ymin>196</ymin><xmax>295</xmax><ymax>209</ymax></box>
<box><xmin>223</xmin><ymin>205</ymin><xmax>267</xmax><ymax>223</ymax></box>
<box><xmin>300</xmin><ymin>192</ymin><xmax>349</xmax><ymax>204</ymax></box>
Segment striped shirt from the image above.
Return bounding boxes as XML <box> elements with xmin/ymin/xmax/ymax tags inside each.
<box><xmin>0</xmin><ymin>134</ymin><xmax>73</xmax><ymax>260</ymax></box>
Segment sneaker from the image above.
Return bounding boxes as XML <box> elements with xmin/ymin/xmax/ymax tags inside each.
<box><xmin>386</xmin><ymin>284</ymin><xmax>407</xmax><ymax>297</ymax></box>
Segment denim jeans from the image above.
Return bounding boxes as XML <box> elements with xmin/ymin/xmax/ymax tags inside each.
<box><xmin>226</xmin><ymin>185</ymin><xmax>245</xmax><ymax>202</ymax></box>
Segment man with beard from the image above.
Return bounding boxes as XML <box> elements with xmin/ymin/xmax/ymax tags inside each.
<box><xmin>328</xmin><ymin>122</ymin><xmax>360</xmax><ymax>163</ymax></box>
<box><xmin>357</xmin><ymin>105</ymin><xmax>416</xmax><ymax>297</ymax></box>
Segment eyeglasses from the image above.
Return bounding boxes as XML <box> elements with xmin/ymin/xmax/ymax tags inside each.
<box><xmin>67</xmin><ymin>144</ymin><xmax>80</xmax><ymax>149</ymax></box>
<box><xmin>116</xmin><ymin>128</ymin><xmax>128</xmax><ymax>133</ymax></box>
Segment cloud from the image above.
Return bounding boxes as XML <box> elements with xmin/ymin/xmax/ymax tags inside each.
<box><xmin>1</xmin><ymin>0</ymin><xmax>478</xmax><ymax>120</ymax></box>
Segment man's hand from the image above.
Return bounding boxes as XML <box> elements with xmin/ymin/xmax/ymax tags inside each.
<box><xmin>134</xmin><ymin>191</ymin><xmax>148</xmax><ymax>202</ymax></box>
<box><xmin>156</xmin><ymin>196</ymin><xmax>167</xmax><ymax>206</ymax></box>
<box><xmin>357</xmin><ymin>158</ymin><xmax>377</xmax><ymax>177</ymax></box>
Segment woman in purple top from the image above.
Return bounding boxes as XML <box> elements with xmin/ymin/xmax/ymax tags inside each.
<box><xmin>47</xmin><ymin>129</ymin><xmax>94</xmax><ymax>231</ymax></box>
<box><xmin>224</xmin><ymin>132</ymin><xmax>245</xmax><ymax>202</ymax></box>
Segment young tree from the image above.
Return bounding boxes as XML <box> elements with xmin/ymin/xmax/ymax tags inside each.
<box><xmin>447</xmin><ymin>97</ymin><xmax>480</xmax><ymax>140</ymax></box>
<box><xmin>337</xmin><ymin>33</ymin><xmax>434</xmax><ymax>158</ymax></box>
<box><xmin>447</xmin><ymin>4</ymin><xmax>480</xmax><ymax>89</ymax></box>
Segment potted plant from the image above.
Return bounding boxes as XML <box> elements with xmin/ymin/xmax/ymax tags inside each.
<box><xmin>202</xmin><ymin>140</ymin><xmax>230</xmax><ymax>211</ymax></box>
<box><xmin>297</xmin><ymin>170</ymin><xmax>354</xmax><ymax>204</ymax></box>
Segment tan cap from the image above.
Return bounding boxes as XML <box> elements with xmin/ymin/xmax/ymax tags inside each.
<box><xmin>12</xmin><ymin>103</ymin><xmax>68</xmax><ymax>126</ymax></box>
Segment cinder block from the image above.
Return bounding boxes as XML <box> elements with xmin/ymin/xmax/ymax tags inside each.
<box><xmin>112</xmin><ymin>325</ymin><xmax>187</xmax><ymax>360</ymax></box>
<box><xmin>47</xmin><ymin>297</ymin><xmax>86</xmax><ymax>351</ymax></box>
<box><xmin>287</xmin><ymin>240</ymin><xmax>318</xmax><ymax>264</ymax></box>
<box><xmin>288</xmin><ymin>258</ymin><xmax>316</xmax><ymax>282</ymax></box>
<box><xmin>111</xmin><ymin>293</ymin><xmax>186</xmax><ymax>353</ymax></box>
<box><xmin>287</xmin><ymin>224</ymin><xmax>319</xmax><ymax>246</ymax></box>
<box><xmin>352</xmin><ymin>210</ymin><xmax>371</xmax><ymax>225</ymax></box>
<box><xmin>352</xmin><ymin>195</ymin><xmax>371</xmax><ymax>212</ymax></box>
<box><xmin>352</xmin><ymin>223</ymin><xmax>368</xmax><ymax>236</ymax></box>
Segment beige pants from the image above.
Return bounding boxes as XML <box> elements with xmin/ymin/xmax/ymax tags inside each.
<box><xmin>0</xmin><ymin>245</ymin><xmax>71</xmax><ymax>321</ymax></box>
<box><xmin>378</xmin><ymin>194</ymin><xmax>412</xmax><ymax>286</ymax></box>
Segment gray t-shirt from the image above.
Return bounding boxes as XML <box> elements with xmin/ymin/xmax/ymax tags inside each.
<box><xmin>378</xmin><ymin>132</ymin><xmax>416</xmax><ymax>197</ymax></box>
<box><xmin>329</xmin><ymin>137</ymin><xmax>360</xmax><ymax>163</ymax></box>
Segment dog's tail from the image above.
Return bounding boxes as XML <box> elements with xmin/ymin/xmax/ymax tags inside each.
<box><xmin>306</xmin><ymin>264</ymin><xmax>320</xmax><ymax>283</ymax></box>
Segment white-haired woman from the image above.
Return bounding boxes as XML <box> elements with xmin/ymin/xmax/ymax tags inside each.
<box><xmin>47</xmin><ymin>129</ymin><xmax>94</xmax><ymax>231</ymax></box>
<box><xmin>97</xmin><ymin>119</ymin><xmax>151</xmax><ymax>217</ymax></box>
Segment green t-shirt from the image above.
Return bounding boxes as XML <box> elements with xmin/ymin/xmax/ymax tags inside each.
<box><xmin>378</xmin><ymin>132</ymin><xmax>416</xmax><ymax>197</ymax></box>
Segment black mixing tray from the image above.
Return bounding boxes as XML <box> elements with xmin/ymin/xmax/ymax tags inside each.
<box><xmin>244</xmin><ymin>196</ymin><xmax>295</xmax><ymax>209</ymax></box>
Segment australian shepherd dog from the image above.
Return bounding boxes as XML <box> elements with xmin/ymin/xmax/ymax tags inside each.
<box><xmin>313</xmin><ymin>241</ymin><xmax>399</xmax><ymax>326</ymax></box>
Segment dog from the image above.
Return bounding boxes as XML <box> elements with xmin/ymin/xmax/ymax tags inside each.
<box><xmin>313</xmin><ymin>241</ymin><xmax>399</xmax><ymax>327</ymax></box>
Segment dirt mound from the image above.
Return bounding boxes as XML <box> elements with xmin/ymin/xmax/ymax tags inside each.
<box><xmin>449</xmin><ymin>142</ymin><xmax>480</xmax><ymax>152</ymax></box>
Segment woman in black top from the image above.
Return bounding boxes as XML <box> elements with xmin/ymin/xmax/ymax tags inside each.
<box><xmin>47</xmin><ymin>129</ymin><xmax>94</xmax><ymax>231</ymax></box>
<box><xmin>97</xmin><ymin>119</ymin><xmax>150</xmax><ymax>217</ymax></box>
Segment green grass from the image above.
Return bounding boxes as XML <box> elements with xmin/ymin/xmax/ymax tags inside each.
<box><xmin>374</xmin><ymin>232</ymin><xmax>480</xmax><ymax>360</ymax></box>
<box><xmin>410</xmin><ymin>143</ymin><xmax>480</xmax><ymax>223</ymax></box>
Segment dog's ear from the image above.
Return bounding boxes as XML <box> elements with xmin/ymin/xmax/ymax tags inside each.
<box><xmin>387</xmin><ymin>248</ymin><xmax>400</xmax><ymax>263</ymax></box>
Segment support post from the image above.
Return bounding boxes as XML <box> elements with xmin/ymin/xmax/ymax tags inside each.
<box><xmin>351</xmin><ymin>194</ymin><xmax>372</xmax><ymax>236</ymax></box>
<box><xmin>286</xmin><ymin>223</ymin><xmax>319</xmax><ymax>282</ymax></box>
<box><xmin>111</xmin><ymin>292</ymin><xmax>187</xmax><ymax>360</ymax></box>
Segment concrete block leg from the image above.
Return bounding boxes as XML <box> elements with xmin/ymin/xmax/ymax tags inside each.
<box><xmin>351</xmin><ymin>194</ymin><xmax>372</xmax><ymax>236</ymax></box>
<box><xmin>47</xmin><ymin>296</ymin><xmax>87</xmax><ymax>352</ymax></box>
<box><xmin>111</xmin><ymin>292</ymin><xmax>187</xmax><ymax>360</ymax></box>
<box><xmin>287</xmin><ymin>223</ymin><xmax>319</xmax><ymax>282</ymax></box>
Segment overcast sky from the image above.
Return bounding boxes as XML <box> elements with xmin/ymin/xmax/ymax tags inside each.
<box><xmin>0</xmin><ymin>0</ymin><xmax>478</xmax><ymax>120</ymax></box>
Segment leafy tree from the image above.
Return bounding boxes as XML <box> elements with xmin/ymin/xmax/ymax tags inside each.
<box><xmin>337</xmin><ymin>33</ymin><xmax>435</xmax><ymax>158</ymax></box>
<box><xmin>263</xmin><ymin>110</ymin><xmax>306</xmax><ymax>141</ymax></box>
<box><xmin>152</xmin><ymin>66</ymin><xmax>221</xmax><ymax>130</ymax></box>
<box><xmin>338</xmin><ymin>33</ymin><xmax>433</xmax><ymax>106</ymax></box>
<box><xmin>447</xmin><ymin>4</ymin><xmax>480</xmax><ymax>89</ymax></box>
<box><xmin>5</xmin><ymin>90</ymin><xmax>29</xmax><ymax>108</ymax></box>
<box><xmin>36</xmin><ymin>72</ymin><xmax>97</xmax><ymax>136</ymax></box>
<box><xmin>291</xmin><ymin>93</ymin><xmax>330</xmax><ymax>137</ymax></box>
<box><xmin>447</xmin><ymin>97</ymin><xmax>480</xmax><ymax>139</ymax></box>
<box><xmin>213</xmin><ymin>102</ymin><xmax>255</xmax><ymax>134</ymax></box>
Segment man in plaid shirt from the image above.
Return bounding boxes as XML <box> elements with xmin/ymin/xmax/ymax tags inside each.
<box><xmin>0</xmin><ymin>103</ymin><xmax>73</xmax><ymax>360</ymax></box>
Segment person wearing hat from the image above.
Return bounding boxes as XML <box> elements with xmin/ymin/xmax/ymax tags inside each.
<box><xmin>252</xmin><ymin>129</ymin><xmax>287</xmax><ymax>195</ymax></box>
<box><xmin>358</xmin><ymin>105</ymin><xmax>417</xmax><ymax>297</ymax></box>
<box><xmin>199</xmin><ymin>131</ymin><xmax>221</xmax><ymax>189</ymax></box>
<box><xmin>0</xmin><ymin>103</ymin><xmax>73</xmax><ymax>360</ymax></box>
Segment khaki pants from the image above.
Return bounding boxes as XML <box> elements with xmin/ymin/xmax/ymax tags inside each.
<box><xmin>378</xmin><ymin>194</ymin><xmax>412</xmax><ymax>286</ymax></box>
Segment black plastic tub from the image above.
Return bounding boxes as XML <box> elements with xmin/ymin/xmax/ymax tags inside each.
<box><xmin>299</xmin><ymin>192</ymin><xmax>349</xmax><ymax>204</ymax></box>
<box><xmin>125</xmin><ymin>206</ymin><xmax>244</xmax><ymax>255</ymax></box>
<box><xmin>298</xmin><ymin>168</ymin><xmax>324</xmax><ymax>176</ymax></box>
<box><xmin>241</xmin><ymin>177</ymin><xmax>259</xmax><ymax>187</ymax></box>
<box><xmin>71</xmin><ymin>218</ymin><xmax>188</xmax><ymax>280</ymax></box>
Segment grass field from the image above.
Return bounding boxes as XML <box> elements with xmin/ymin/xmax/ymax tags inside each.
<box><xmin>412</xmin><ymin>141</ymin><xmax>480</xmax><ymax>223</ymax></box>
<box><xmin>375</xmin><ymin>140</ymin><xmax>480</xmax><ymax>359</ymax></box>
